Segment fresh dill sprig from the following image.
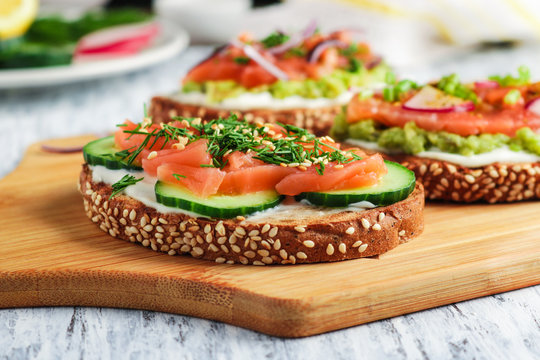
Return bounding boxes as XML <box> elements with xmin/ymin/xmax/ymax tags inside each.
<box><xmin>109</xmin><ymin>175</ymin><xmax>144</xmax><ymax>199</ymax></box>
<box><xmin>172</xmin><ymin>173</ymin><xmax>186</xmax><ymax>180</ymax></box>
<box><xmin>117</xmin><ymin>114</ymin><xmax>364</xmax><ymax>175</ymax></box>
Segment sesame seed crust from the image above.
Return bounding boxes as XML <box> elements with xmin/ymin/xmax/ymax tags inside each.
<box><xmin>80</xmin><ymin>164</ymin><xmax>424</xmax><ymax>265</ymax></box>
<box><xmin>149</xmin><ymin>96</ymin><xmax>341</xmax><ymax>137</ymax></box>
<box><xmin>389</xmin><ymin>154</ymin><xmax>540</xmax><ymax>203</ymax></box>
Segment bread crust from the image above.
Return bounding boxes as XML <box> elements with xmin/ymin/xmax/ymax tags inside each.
<box><xmin>390</xmin><ymin>155</ymin><xmax>540</xmax><ymax>203</ymax></box>
<box><xmin>149</xmin><ymin>96</ymin><xmax>341</xmax><ymax>136</ymax></box>
<box><xmin>79</xmin><ymin>164</ymin><xmax>424</xmax><ymax>265</ymax></box>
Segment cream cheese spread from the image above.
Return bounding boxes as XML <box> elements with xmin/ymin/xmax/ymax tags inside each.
<box><xmin>345</xmin><ymin>139</ymin><xmax>540</xmax><ymax>168</ymax></box>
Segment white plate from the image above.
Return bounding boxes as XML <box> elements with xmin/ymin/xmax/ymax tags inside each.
<box><xmin>0</xmin><ymin>19</ymin><xmax>189</xmax><ymax>89</ymax></box>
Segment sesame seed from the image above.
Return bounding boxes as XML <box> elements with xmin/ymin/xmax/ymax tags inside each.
<box><xmin>261</xmin><ymin>224</ymin><xmax>271</xmax><ymax>233</ymax></box>
<box><xmin>257</xmin><ymin>250</ymin><xmax>270</xmax><ymax>257</ymax></box>
<box><xmin>352</xmin><ymin>241</ymin><xmax>362</xmax><ymax>248</ymax></box>
<box><xmin>262</xmin><ymin>257</ymin><xmax>273</xmax><ymax>264</ymax></box>
<box><xmin>158</xmin><ymin>218</ymin><xmax>168</xmax><ymax>224</ymax></box>
<box><xmin>216</xmin><ymin>221</ymin><xmax>226</xmax><ymax>236</ymax></box>
<box><xmin>192</xmin><ymin>247</ymin><xmax>204</xmax><ymax>256</ymax></box>
<box><xmin>326</xmin><ymin>244</ymin><xmax>335</xmax><ymax>255</ymax></box>
<box><xmin>206</xmin><ymin>233</ymin><xmax>213</xmax><ymax>243</ymax></box>
<box><xmin>288</xmin><ymin>255</ymin><xmax>297</xmax><ymax>265</ymax></box>
<box><xmin>228</xmin><ymin>234</ymin><xmax>237</xmax><ymax>244</ymax></box>
<box><xmin>217</xmin><ymin>236</ymin><xmax>227</xmax><ymax>245</ymax></box>
<box><xmin>236</xmin><ymin>215</ymin><xmax>245</xmax><ymax>221</ymax></box>
<box><xmin>239</xmin><ymin>256</ymin><xmax>249</xmax><ymax>265</ymax></box>
<box><xmin>147</xmin><ymin>151</ymin><xmax>158</xmax><ymax>160</ymax></box>
<box><xmin>129</xmin><ymin>209</ymin><xmax>136</xmax><ymax>221</ymax></box>
<box><xmin>248</xmin><ymin>230</ymin><xmax>260</xmax><ymax>237</ymax></box>
<box><xmin>250</xmin><ymin>236</ymin><xmax>262</xmax><ymax>241</ymax></box>
<box><xmin>209</xmin><ymin>244</ymin><xmax>219</xmax><ymax>252</ymax></box>
<box><xmin>244</xmin><ymin>251</ymin><xmax>256</xmax><ymax>258</ymax></box>
<box><xmin>279</xmin><ymin>249</ymin><xmax>288</xmax><ymax>259</ymax></box>
<box><xmin>184</xmin><ymin>231</ymin><xmax>193</xmax><ymax>239</ymax></box>
<box><xmin>372</xmin><ymin>224</ymin><xmax>382</xmax><ymax>231</ymax></box>
<box><xmin>231</xmin><ymin>245</ymin><xmax>241</xmax><ymax>253</ymax></box>
<box><xmin>399</xmin><ymin>230</ymin><xmax>406</xmax><ymax>236</ymax></box>
<box><xmin>180</xmin><ymin>245</ymin><xmax>191</xmax><ymax>252</ymax></box>
<box><xmin>249</xmin><ymin>241</ymin><xmax>257</xmax><ymax>250</ymax></box>
<box><xmin>269</xmin><ymin>227</ymin><xmax>278</xmax><ymax>237</ymax></box>
<box><xmin>361</xmin><ymin>218</ymin><xmax>370</xmax><ymax>229</ymax></box>
<box><xmin>204</xmin><ymin>224</ymin><xmax>211</xmax><ymax>233</ymax></box>
<box><xmin>358</xmin><ymin>244</ymin><xmax>368</xmax><ymax>253</ymax></box>
<box><xmin>215</xmin><ymin>257</ymin><xmax>226</xmax><ymax>264</ymax></box>
<box><xmin>294</xmin><ymin>226</ymin><xmax>306</xmax><ymax>233</ymax></box>
<box><xmin>273</xmin><ymin>239</ymin><xmax>281</xmax><ymax>250</ymax></box>
<box><xmin>143</xmin><ymin>224</ymin><xmax>153</xmax><ymax>232</ymax></box>
<box><xmin>261</xmin><ymin>240</ymin><xmax>271</xmax><ymax>250</ymax></box>
<box><xmin>235</xmin><ymin>226</ymin><xmax>246</xmax><ymax>236</ymax></box>
<box><xmin>345</xmin><ymin>227</ymin><xmax>355</xmax><ymax>235</ymax></box>
<box><xmin>253</xmin><ymin>261</ymin><xmax>265</xmax><ymax>266</ymax></box>
<box><xmin>338</xmin><ymin>243</ymin><xmax>347</xmax><ymax>254</ymax></box>
<box><xmin>464</xmin><ymin>174</ymin><xmax>475</xmax><ymax>184</ymax></box>
<box><xmin>220</xmin><ymin>245</ymin><xmax>229</xmax><ymax>253</ymax></box>
<box><xmin>335</xmin><ymin>164</ymin><xmax>344</xmax><ymax>169</ymax></box>
<box><xmin>303</xmin><ymin>240</ymin><xmax>315</xmax><ymax>248</ymax></box>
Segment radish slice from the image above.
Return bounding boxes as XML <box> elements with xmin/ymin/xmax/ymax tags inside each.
<box><xmin>526</xmin><ymin>97</ymin><xmax>540</xmax><ymax>116</ymax></box>
<box><xmin>474</xmin><ymin>80</ymin><xmax>499</xmax><ymax>89</ymax></box>
<box><xmin>268</xmin><ymin>19</ymin><xmax>317</xmax><ymax>55</ymax></box>
<box><xmin>233</xmin><ymin>41</ymin><xmax>288</xmax><ymax>80</ymax></box>
<box><xmin>74</xmin><ymin>22</ymin><xmax>159</xmax><ymax>59</ymax></box>
<box><xmin>41</xmin><ymin>144</ymin><xmax>84</xmax><ymax>153</ymax></box>
<box><xmin>308</xmin><ymin>39</ymin><xmax>348</xmax><ymax>63</ymax></box>
<box><xmin>402</xmin><ymin>85</ymin><xmax>475</xmax><ymax>113</ymax></box>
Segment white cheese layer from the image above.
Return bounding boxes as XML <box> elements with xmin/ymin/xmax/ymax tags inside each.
<box><xmin>346</xmin><ymin>139</ymin><xmax>540</xmax><ymax>168</ymax></box>
<box><xmin>90</xmin><ymin>165</ymin><xmax>208</xmax><ymax>218</ymax></box>
<box><xmin>170</xmin><ymin>90</ymin><xmax>355</xmax><ymax>111</ymax></box>
<box><xmin>89</xmin><ymin>165</ymin><xmax>376</xmax><ymax>220</ymax></box>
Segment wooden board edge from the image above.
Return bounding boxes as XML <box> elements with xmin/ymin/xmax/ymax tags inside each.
<box><xmin>1</xmin><ymin>262</ymin><xmax>539</xmax><ymax>338</ymax></box>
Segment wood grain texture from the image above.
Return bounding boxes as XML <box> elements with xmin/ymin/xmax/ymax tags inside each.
<box><xmin>0</xmin><ymin>136</ymin><xmax>539</xmax><ymax>338</ymax></box>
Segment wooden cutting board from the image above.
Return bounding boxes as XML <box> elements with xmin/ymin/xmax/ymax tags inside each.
<box><xmin>1</xmin><ymin>136</ymin><xmax>539</xmax><ymax>338</ymax></box>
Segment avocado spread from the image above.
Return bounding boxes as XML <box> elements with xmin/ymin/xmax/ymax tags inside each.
<box><xmin>331</xmin><ymin>112</ymin><xmax>540</xmax><ymax>156</ymax></box>
<box><xmin>182</xmin><ymin>64</ymin><xmax>389</xmax><ymax>103</ymax></box>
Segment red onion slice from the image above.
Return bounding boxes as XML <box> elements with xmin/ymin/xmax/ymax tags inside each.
<box><xmin>233</xmin><ymin>41</ymin><xmax>288</xmax><ymax>80</ymax></box>
<box><xmin>526</xmin><ymin>97</ymin><xmax>540</xmax><ymax>116</ymax></box>
<box><xmin>74</xmin><ymin>22</ymin><xmax>159</xmax><ymax>58</ymax></box>
<box><xmin>308</xmin><ymin>39</ymin><xmax>348</xmax><ymax>63</ymax></box>
<box><xmin>474</xmin><ymin>80</ymin><xmax>499</xmax><ymax>89</ymax></box>
<box><xmin>402</xmin><ymin>85</ymin><xmax>475</xmax><ymax>113</ymax></box>
<box><xmin>365</xmin><ymin>56</ymin><xmax>382</xmax><ymax>70</ymax></box>
<box><xmin>41</xmin><ymin>144</ymin><xmax>84</xmax><ymax>153</ymax></box>
<box><xmin>268</xmin><ymin>19</ymin><xmax>318</xmax><ymax>55</ymax></box>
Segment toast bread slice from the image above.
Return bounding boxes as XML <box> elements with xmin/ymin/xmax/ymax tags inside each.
<box><xmin>149</xmin><ymin>96</ymin><xmax>341</xmax><ymax>136</ymax></box>
<box><xmin>80</xmin><ymin>164</ymin><xmax>424</xmax><ymax>265</ymax></box>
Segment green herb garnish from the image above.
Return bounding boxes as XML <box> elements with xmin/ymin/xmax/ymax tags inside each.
<box><xmin>489</xmin><ymin>65</ymin><xmax>530</xmax><ymax>87</ymax></box>
<box><xmin>437</xmin><ymin>74</ymin><xmax>477</xmax><ymax>103</ymax></box>
<box><xmin>503</xmin><ymin>89</ymin><xmax>522</xmax><ymax>104</ymax></box>
<box><xmin>172</xmin><ymin>173</ymin><xmax>186</xmax><ymax>180</ymax></box>
<box><xmin>348</xmin><ymin>58</ymin><xmax>362</xmax><ymax>73</ymax></box>
<box><xmin>261</xmin><ymin>32</ymin><xmax>290</xmax><ymax>48</ymax></box>
<box><xmin>383</xmin><ymin>79</ymin><xmax>418</xmax><ymax>102</ymax></box>
<box><xmin>233</xmin><ymin>56</ymin><xmax>250</xmax><ymax>65</ymax></box>
<box><xmin>118</xmin><ymin>114</ymin><xmax>362</xmax><ymax>175</ymax></box>
<box><xmin>109</xmin><ymin>175</ymin><xmax>144</xmax><ymax>199</ymax></box>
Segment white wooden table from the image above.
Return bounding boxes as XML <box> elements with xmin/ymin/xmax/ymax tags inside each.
<box><xmin>1</xmin><ymin>46</ymin><xmax>539</xmax><ymax>360</ymax></box>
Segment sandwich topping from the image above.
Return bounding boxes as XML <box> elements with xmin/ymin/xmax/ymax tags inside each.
<box><xmin>83</xmin><ymin>115</ymin><xmax>415</xmax><ymax>218</ymax></box>
<box><xmin>177</xmin><ymin>23</ymin><xmax>388</xmax><ymax>107</ymax></box>
<box><xmin>333</xmin><ymin>67</ymin><xmax>540</xmax><ymax>167</ymax></box>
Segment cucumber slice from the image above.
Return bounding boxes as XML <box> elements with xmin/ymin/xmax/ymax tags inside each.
<box><xmin>83</xmin><ymin>136</ymin><xmax>142</xmax><ymax>171</ymax></box>
<box><xmin>155</xmin><ymin>181</ymin><xmax>284</xmax><ymax>218</ymax></box>
<box><xmin>297</xmin><ymin>161</ymin><xmax>415</xmax><ymax>207</ymax></box>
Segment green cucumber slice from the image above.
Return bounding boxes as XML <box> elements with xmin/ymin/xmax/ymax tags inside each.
<box><xmin>83</xmin><ymin>136</ymin><xmax>142</xmax><ymax>171</ymax></box>
<box><xmin>296</xmin><ymin>161</ymin><xmax>415</xmax><ymax>207</ymax></box>
<box><xmin>155</xmin><ymin>181</ymin><xmax>284</xmax><ymax>218</ymax></box>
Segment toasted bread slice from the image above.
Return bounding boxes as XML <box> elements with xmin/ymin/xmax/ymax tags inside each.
<box><xmin>149</xmin><ymin>96</ymin><xmax>341</xmax><ymax>137</ymax></box>
<box><xmin>390</xmin><ymin>155</ymin><xmax>540</xmax><ymax>203</ymax></box>
<box><xmin>80</xmin><ymin>164</ymin><xmax>424</xmax><ymax>265</ymax></box>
